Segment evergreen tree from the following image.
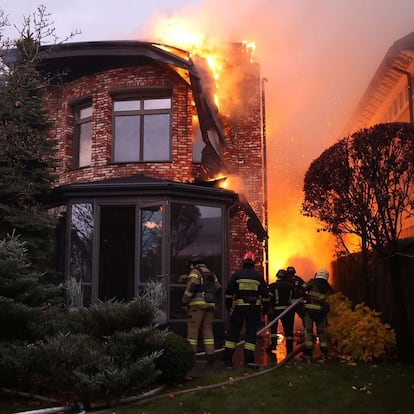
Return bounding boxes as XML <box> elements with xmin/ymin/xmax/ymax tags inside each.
<box><xmin>0</xmin><ymin>231</ymin><xmax>63</xmax><ymax>340</ymax></box>
<box><xmin>0</xmin><ymin>12</ymin><xmax>58</xmax><ymax>270</ymax></box>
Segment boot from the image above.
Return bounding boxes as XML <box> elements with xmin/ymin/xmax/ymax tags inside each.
<box><xmin>206</xmin><ymin>354</ymin><xmax>215</xmax><ymax>365</ymax></box>
<box><xmin>301</xmin><ymin>349</ymin><xmax>312</xmax><ymax>363</ymax></box>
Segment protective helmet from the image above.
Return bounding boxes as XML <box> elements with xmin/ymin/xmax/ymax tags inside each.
<box><xmin>276</xmin><ymin>269</ymin><xmax>287</xmax><ymax>279</ymax></box>
<box><xmin>315</xmin><ymin>268</ymin><xmax>329</xmax><ymax>281</ymax></box>
<box><xmin>189</xmin><ymin>254</ymin><xmax>203</xmax><ymax>265</ymax></box>
<box><xmin>242</xmin><ymin>251</ymin><xmax>256</xmax><ymax>264</ymax></box>
<box><xmin>286</xmin><ymin>266</ymin><xmax>296</xmax><ymax>274</ymax></box>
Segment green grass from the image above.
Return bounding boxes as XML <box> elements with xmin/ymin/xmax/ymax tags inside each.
<box><xmin>2</xmin><ymin>360</ymin><xmax>414</xmax><ymax>414</ymax></box>
<box><xmin>105</xmin><ymin>360</ymin><xmax>414</xmax><ymax>414</ymax></box>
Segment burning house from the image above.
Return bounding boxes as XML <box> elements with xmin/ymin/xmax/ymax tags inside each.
<box><xmin>344</xmin><ymin>31</ymin><xmax>414</xmax><ymax>238</ymax></box>
<box><xmin>4</xmin><ymin>40</ymin><xmax>268</xmax><ymax>336</ymax></box>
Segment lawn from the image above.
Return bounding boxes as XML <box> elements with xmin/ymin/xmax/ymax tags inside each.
<box><xmin>1</xmin><ymin>360</ymin><xmax>414</xmax><ymax>414</ymax></box>
<box><xmin>100</xmin><ymin>360</ymin><xmax>414</xmax><ymax>414</ymax></box>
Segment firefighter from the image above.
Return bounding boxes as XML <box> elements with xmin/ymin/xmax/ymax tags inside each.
<box><xmin>223</xmin><ymin>251</ymin><xmax>269</xmax><ymax>369</ymax></box>
<box><xmin>181</xmin><ymin>254</ymin><xmax>222</xmax><ymax>364</ymax></box>
<box><xmin>267</xmin><ymin>269</ymin><xmax>295</xmax><ymax>362</ymax></box>
<box><xmin>301</xmin><ymin>268</ymin><xmax>334</xmax><ymax>362</ymax></box>
<box><xmin>286</xmin><ymin>265</ymin><xmax>306</xmax><ymax>325</ymax></box>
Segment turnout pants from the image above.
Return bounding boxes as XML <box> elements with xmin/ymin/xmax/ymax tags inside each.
<box><xmin>303</xmin><ymin>311</ymin><xmax>328</xmax><ymax>357</ymax></box>
<box><xmin>186</xmin><ymin>305</ymin><xmax>215</xmax><ymax>355</ymax></box>
<box><xmin>224</xmin><ymin>305</ymin><xmax>261</xmax><ymax>365</ymax></box>
<box><xmin>269</xmin><ymin>309</ymin><xmax>295</xmax><ymax>354</ymax></box>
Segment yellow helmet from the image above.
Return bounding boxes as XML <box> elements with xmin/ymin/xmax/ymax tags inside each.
<box><xmin>315</xmin><ymin>268</ymin><xmax>329</xmax><ymax>281</ymax></box>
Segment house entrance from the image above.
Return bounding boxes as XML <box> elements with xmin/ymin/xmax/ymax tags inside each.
<box><xmin>98</xmin><ymin>205</ymin><xmax>135</xmax><ymax>301</ymax></box>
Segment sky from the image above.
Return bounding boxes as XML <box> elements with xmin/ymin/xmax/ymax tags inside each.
<box><xmin>3</xmin><ymin>0</ymin><xmax>414</xmax><ymax>279</ymax></box>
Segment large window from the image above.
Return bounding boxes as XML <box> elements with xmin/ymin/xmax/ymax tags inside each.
<box><xmin>169</xmin><ymin>203</ymin><xmax>223</xmax><ymax>320</ymax></box>
<box><xmin>113</xmin><ymin>97</ymin><xmax>171</xmax><ymax>162</ymax></box>
<box><xmin>73</xmin><ymin>104</ymin><xmax>92</xmax><ymax>168</ymax></box>
<box><xmin>66</xmin><ymin>197</ymin><xmax>227</xmax><ymax>324</ymax></box>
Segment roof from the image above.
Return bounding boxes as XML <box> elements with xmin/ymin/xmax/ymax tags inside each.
<box><xmin>51</xmin><ymin>174</ymin><xmax>238</xmax><ymax>204</ymax></box>
<box><xmin>344</xmin><ymin>31</ymin><xmax>414</xmax><ymax>134</ymax></box>
<box><xmin>4</xmin><ymin>41</ymin><xmax>196</xmax><ymax>81</ymax></box>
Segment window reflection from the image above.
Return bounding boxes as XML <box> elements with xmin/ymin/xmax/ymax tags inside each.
<box><xmin>140</xmin><ymin>206</ymin><xmax>163</xmax><ymax>283</ymax></box>
<box><xmin>70</xmin><ymin>203</ymin><xmax>93</xmax><ymax>305</ymax></box>
<box><xmin>169</xmin><ymin>203</ymin><xmax>223</xmax><ymax>320</ymax></box>
<box><xmin>74</xmin><ymin>104</ymin><xmax>92</xmax><ymax>168</ymax></box>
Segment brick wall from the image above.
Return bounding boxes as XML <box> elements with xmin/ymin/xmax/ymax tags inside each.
<box><xmin>46</xmin><ymin>65</ymin><xmax>194</xmax><ymax>186</ymax></box>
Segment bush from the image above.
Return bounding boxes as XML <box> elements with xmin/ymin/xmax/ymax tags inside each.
<box><xmin>155</xmin><ymin>333</ymin><xmax>195</xmax><ymax>383</ymax></box>
<box><xmin>19</xmin><ymin>327</ymin><xmax>167</xmax><ymax>404</ymax></box>
<box><xmin>73</xmin><ymin>297</ymin><xmax>157</xmax><ymax>337</ymax></box>
<box><xmin>327</xmin><ymin>293</ymin><xmax>396</xmax><ymax>362</ymax></box>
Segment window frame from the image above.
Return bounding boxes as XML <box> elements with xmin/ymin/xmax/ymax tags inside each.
<box><xmin>72</xmin><ymin>99</ymin><xmax>93</xmax><ymax>169</ymax></box>
<box><xmin>111</xmin><ymin>88</ymin><xmax>173</xmax><ymax>163</ymax></box>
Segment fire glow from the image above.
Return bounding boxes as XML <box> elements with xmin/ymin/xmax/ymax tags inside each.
<box><xmin>146</xmin><ymin>14</ymin><xmax>336</xmax><ymax>282</ymax></box>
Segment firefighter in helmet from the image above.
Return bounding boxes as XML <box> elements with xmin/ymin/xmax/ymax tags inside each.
<box><xmin>301</xmin><ymin>268</ymin><xmax>334</xmax><ymax>362</ymax></box>
<box><xmin>267</xmin><ymin>269</ymin><xmax>295</xmax><ymax>362</ymax></box>
<box><xmin>286</xmin><ymin>265</ymin><xmax>306</xmax><ymax>324</ymax></box>
<box><xmin>223</xmin><ymin>251</ymin><xmax>269</xmax><ymax>369</ymax></box>
<box><xmin>181</xmin><ymin>253</ymin><xmax>222</xmax><ymax>364</ymax></box>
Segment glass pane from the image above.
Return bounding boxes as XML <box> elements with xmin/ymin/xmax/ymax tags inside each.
<box><xmin>79</xmin><ymin>106</ymin><xmax>92</xmax><ymax>119</ymax></box>
<box><xmin>143</xmin><ymin>114</ymin><xmax>170</xmax><ymax>160</ymax></box>
<box><xmin>169</xmin><ymin>203</ymin><xmax>223</xmax><ymax>320</ymax></box>
<box><xmin>79</xmin><ymin>121</ymin><xmax>92</xmax><ymax>167</ymax></box>
<box><xmin>170</xmin><ymin>286</ymin><xmax>187</xmax><ymax>320</ymax></box>
<box><xmin>144</xmin><ymin>98</ymin><xmax>171</xmax><ymax>110</ymax></box>
<box><xmin>114</xmin><ymin>100</ymin><xmax>141</xmax><ymax>111</ymax></box>
<box><xmin>114</xmin><ymin>115</ymin><xmax>140</xmax><ymax>162</ymax></box>
<box><xmin>140</xmin><ymin>206</ymin><xmax>163</xmax><ymax>283</ymax></box>
<box><xmin>70</xmin><ymin>203</ymin><xmax>94</xmax><ymax>285</ymax></box>
<box><xmin>192</xmin><ymin>115</ymin><xmax>204</xmax><ymax>163</ymax></box>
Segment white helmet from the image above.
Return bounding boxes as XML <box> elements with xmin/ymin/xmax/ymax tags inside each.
<box><xmin>315</xmin><ymin>268</ymin><xmax>329</xmax><ymax>281</ymax></box>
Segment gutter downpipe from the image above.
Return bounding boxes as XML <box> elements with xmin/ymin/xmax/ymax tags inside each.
<box><xmin>392</xmin><ymin>66</ymin><xmax>413</xmax><ymax>123</ymax></box>
<box><xmin>261</xmin><ymin>77</ymin><xmax>269</xmax><ymax>283</ymax></box>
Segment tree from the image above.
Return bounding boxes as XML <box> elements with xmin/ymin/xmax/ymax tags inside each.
<box><xmin>302</xmin><ymin>122</ymin><xmax>414</xmax><ymax>257</ymax></box>
<box><xmin>302</xmin><ymin>122</ymin><xmax>414</xmax><ymax>363</ymax></box>
<box><xmin>0</xmin><ymin>6</ymin><xmax>59</xmax><ymax>270</ymax></box>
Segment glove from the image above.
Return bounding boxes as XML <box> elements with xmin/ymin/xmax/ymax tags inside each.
<box><xmin>181</xmin><ymin>302</ymin><xmax>188</xmax><ymax>311</ymax></box>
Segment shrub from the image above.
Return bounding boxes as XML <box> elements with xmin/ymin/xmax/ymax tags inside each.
<box><xmin>327</xmin><ymin>293</ymin><xmax>396</xmax><ymax>362</ymax></box>
<box><xmin>155</xmin><ymin>332</ymin><xmax>195</xmax><ymax>383</ymax></box>
<box><xmin>22</xmin><ymin>328</ymin><xmax>167</xmax><ymax>404</ymax></box>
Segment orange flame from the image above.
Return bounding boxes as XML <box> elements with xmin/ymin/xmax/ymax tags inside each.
<box><xmin>146</xmin><ymin>15</ymin><xmax>336</xmax><ymax>283</ymax></box>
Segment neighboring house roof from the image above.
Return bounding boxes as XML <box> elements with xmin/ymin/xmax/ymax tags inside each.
<box><xmin>344</xmin><ymin>31</ymin><xmax>414</xmax><ymax>134</ymax></box>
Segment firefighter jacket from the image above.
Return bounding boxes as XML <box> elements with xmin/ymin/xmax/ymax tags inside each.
<box><xmin>268</xmin><ymin>279</ymin><xmax>295</xmax><ymax>312</ymax></box>
<box><xmin>181</xmin><ymin>264</ymin><xmax>221</xmax><ymax>309</ymax></box>
<box><xmin>303</xmin><ymin>278</ymin><xmax>334</xmax><ymax>314</ymax></box>
<box><xmin>225</xmin><ymin>265</ymin><xmax>269</xmax><ymax>309</ymax></box>
<box><xmin>287</xmin><ymin>273</ymin><xmax>306</xmax><ymax>301</ymax></box>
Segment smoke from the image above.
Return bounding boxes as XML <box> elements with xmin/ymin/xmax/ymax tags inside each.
<box><xmin>137</xmin><ymin>0</ymin><xmax>414</xmax><ymax>278</ymax></box>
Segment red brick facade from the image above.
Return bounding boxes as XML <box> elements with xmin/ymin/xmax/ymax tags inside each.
<box><xmin>48</xmin><ymin>66</ymin><xmax>195</xmax><ymax>186</ymax></box>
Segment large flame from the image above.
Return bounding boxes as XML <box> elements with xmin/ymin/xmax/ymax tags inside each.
<box><xmin>143</xmin><ymin>9</ymin><xmax>336</xmax><ymax>282</ymax></box>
